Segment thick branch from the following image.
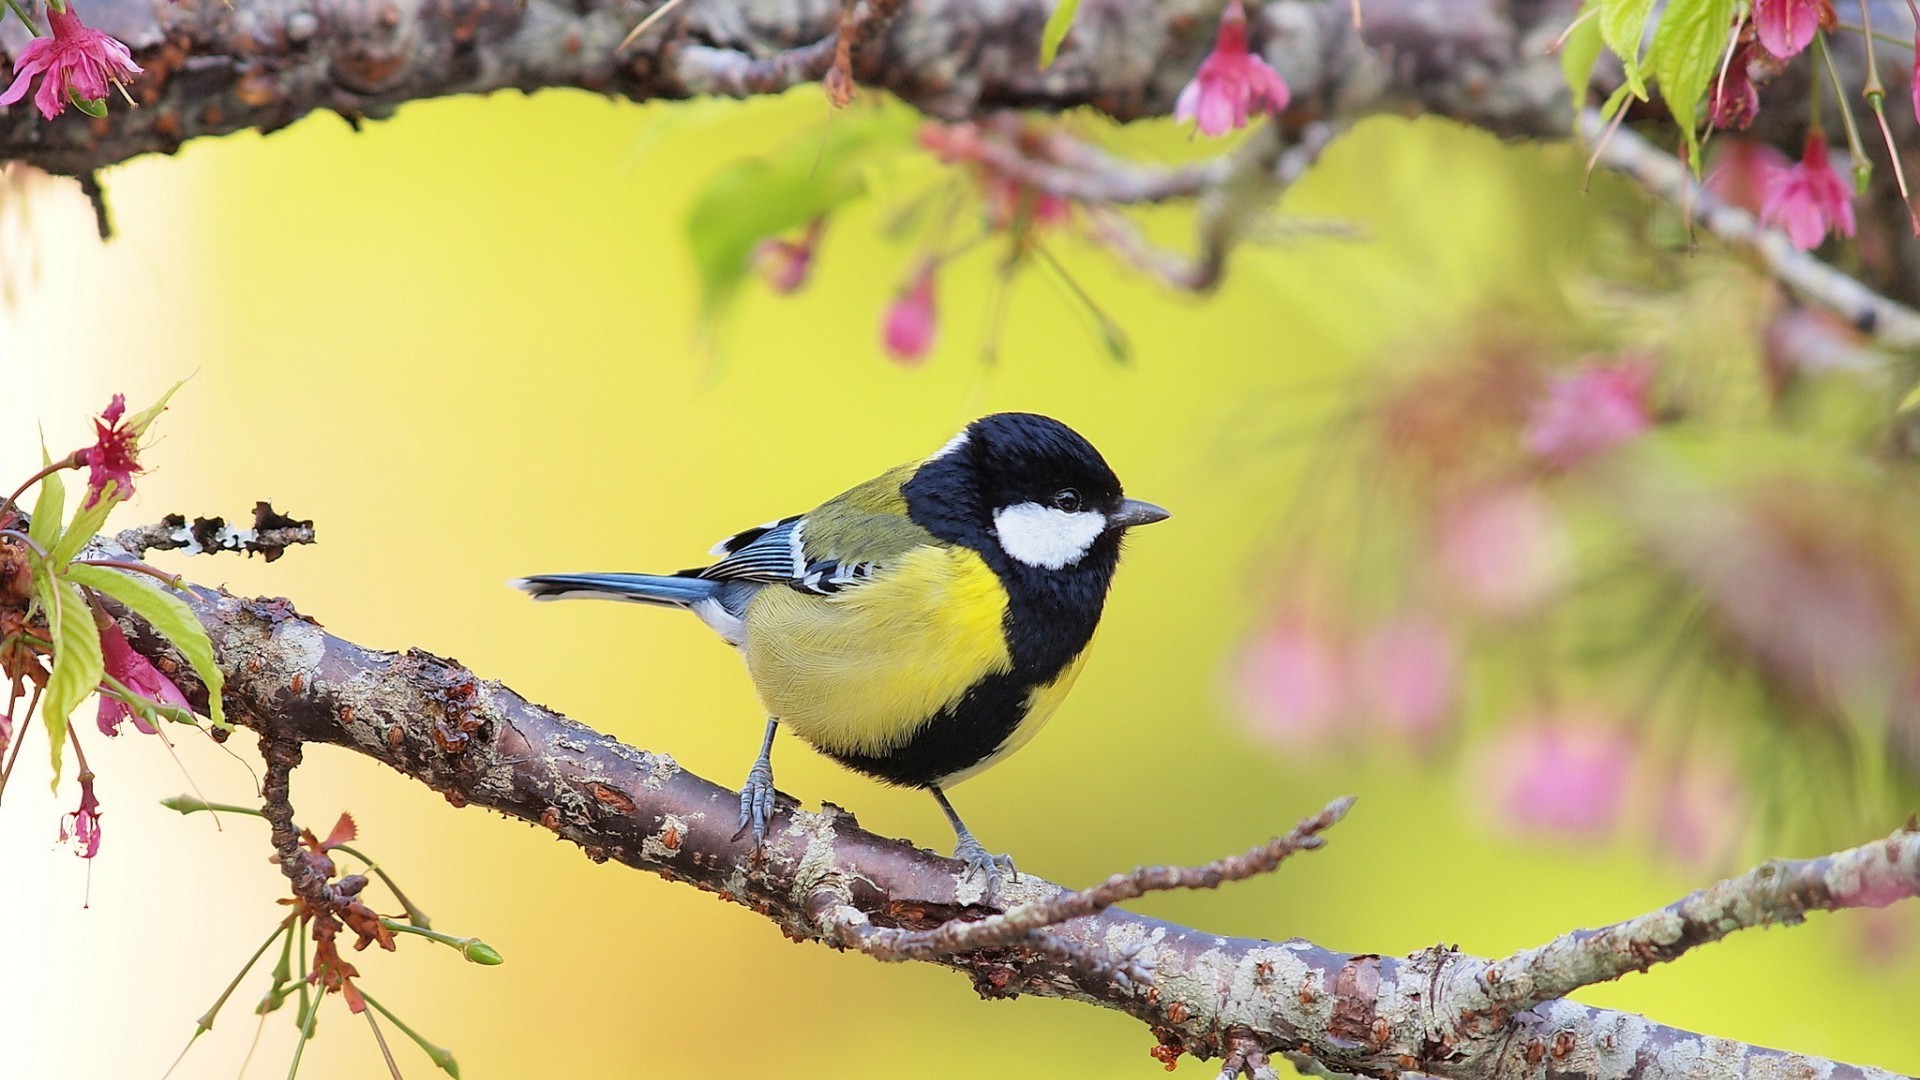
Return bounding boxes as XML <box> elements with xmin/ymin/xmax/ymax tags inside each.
<box><xmin>0</xmin><ymin>0</ymin><xmax>1575</xmax><ymax>177</ymax></box>
<box><xmin>79</xmin><ymin>540</ymin><xmax>1917</xmax><ymax>1080</ymax></box>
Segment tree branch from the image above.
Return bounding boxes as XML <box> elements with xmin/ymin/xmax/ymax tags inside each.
<box><xmin>77</xmin><ymin>537</ymin><xmax>1919</xmax><ymax>1080</ymax></box>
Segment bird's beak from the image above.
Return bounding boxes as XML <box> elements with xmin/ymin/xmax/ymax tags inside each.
<box><xmin>1110</xmin><ymin>498</ymin><xmax>1170</xmax><ymax>529</ymax></box>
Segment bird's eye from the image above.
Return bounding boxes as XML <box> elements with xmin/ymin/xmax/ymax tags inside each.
<box><xmin>1051</xmin><ymin>488</ymin><xmax>1082</xmax><ymax>513</ymax></box>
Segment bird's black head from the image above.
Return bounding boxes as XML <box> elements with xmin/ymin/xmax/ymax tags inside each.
<box><xmin>904</xmin><ymin>413</ymin><xmax>1168</xmax><ymax>574</ymax></box>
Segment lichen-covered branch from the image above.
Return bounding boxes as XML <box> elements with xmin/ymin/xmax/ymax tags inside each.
<box><xmin>115</xmin><ymin>503</ymin><xmax>316</xmax><ymax>563</ymax></box>
<box><xmin>81</xmin><ymin>538</ymin><xmax>1919</xmax><ymax>1080</ymax></box>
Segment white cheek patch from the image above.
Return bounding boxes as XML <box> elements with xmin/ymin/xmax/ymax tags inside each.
<box><xmin>993</xmin><ymin>502</ymin><xmax>1107</xmax><ymax>570</ymax></box>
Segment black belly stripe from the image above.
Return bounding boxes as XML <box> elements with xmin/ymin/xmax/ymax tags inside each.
<box><xmin>825</xmin><ymin>669</ymin><xmax>1042</xmax><ymax>788</ymax></box>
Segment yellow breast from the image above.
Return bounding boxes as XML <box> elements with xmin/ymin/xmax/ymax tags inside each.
<box><xmin>742</xmin><ymin>545</ymin><xmax>1012</xmax><ymax>756</ymax></box>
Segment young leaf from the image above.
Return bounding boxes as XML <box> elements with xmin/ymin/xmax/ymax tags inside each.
<box><xmin>1599</xmin><ymin>0</ymin><xmax>1656</xmax><ymax>99</ymax></box>
<box><xmin>685</xmin><ymin>106</ymin><xmax>915</xmax><ymax>333</ymax></box>
<box><xmin>28</xmin><ymin>453</ymin><xmax>65</xmax><ymax>552</ymax></box>
<box><xmin>1650</xmin><ymin>0</ymin><xmax>1737</xmax><ymax>163</ymax></box>
<box><xmin>1560</xmin><ymin>3</ymin><xmax>1606</xmax><ymax>114</ymax></box>
<box><xmin>1040</xmin><ymin>0</ymin><xmax>1081</xmax><ymax>67</ymax></box>
<box><xmin>125</xmin><ymin>379</ymin><xmax>186</xmax><ymax>439</ymax></box>
<box><xmin>42</xmin><ymin>581</ymin><xmax>104</xmax><ymax>786</ymax></box>
<box><xmin>65</xmin><ymin>563</ymin><xmax>226</xmax><ymax>729</ymax></box>
<box><xmin>49</xmin><ymin>479</ymin><xmax>118</xmax><ymax>567</ymax></box>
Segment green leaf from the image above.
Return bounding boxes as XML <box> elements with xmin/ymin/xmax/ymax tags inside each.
<box><xmin>66</xmin><ymin>563</ymin><xmax>226</xmax><ymax>729</ymax></box>
<box><xmin>48</xmin><ymin>479</ymin><xmax>117</xmax><ymax>566</ymax></box>
<box><xmin>125</xmin><ymin>379</ymin><xmax>186</xmax><ymax>438</ymax></box>
<box><xmin>1039</xmin><ymin>0</ymin><xmax>1081</xmax><ymax>67</ymax></box>
<box><xmin>28</xmin><ymin>448</ymin><xmax>65</xmax><ymax>552</ymax></box>
<box><xmin>1599</xmin><ymin>0</ymin><xmax>1656</xmax><ymax>99</ymax></box>
<box><xmin>42</xmin><ymin>580</ymin><xmax>103</xmax><ymax>787</ymax></box>
<box><xmin>686</xmin><ymin>107</ymin><xmax>915</xmax><ymax>333</ymax></box>
<box><xmin>1560</xmin><ymin>4</ymin><xmax>1606</xmax><ymax>114</ymax></box>
<box><xmin>1650</xmin><ymin>0</ymin><xmax>1737</xmax><ymax>165</ymax></box>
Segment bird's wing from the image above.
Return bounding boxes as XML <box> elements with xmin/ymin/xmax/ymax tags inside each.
<box><xmin>698</xmin><ymin>466</ymin><xmax>940</xmax><ymax>596</ymax></box>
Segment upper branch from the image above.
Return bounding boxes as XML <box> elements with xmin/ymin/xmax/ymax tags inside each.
<box><xmin>0</xmin><ymin>0</ymin><xmax>1577</xmax><ymax>176</ymax></box>
<box><xmin>84</xmin><ymin>538</ymin><xmax>1917</xmax><ymax>1080</ymax></box>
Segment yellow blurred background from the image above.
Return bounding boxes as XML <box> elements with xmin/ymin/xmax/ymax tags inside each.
<box><xmin>1</xmin><ymin>90</ymin><xmax>1916</xmax><ymax>1079</ymax></box>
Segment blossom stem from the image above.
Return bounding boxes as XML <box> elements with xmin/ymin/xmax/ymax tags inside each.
<box><xmin>0</xmin><ymin>455</ymin><xmax>81</xmax><ymax>532</ymax></box>
<box><xmin>196</xmin><ymin>918</ymin><xmax>295</xmax><ymax>1035</ymax></box>
<box><xmin>99</xmin><ymin>671</ymin><xmax>194</xmax><ymax>727</ymax></box>
<box><xmin>335</xmin><ymin>843</ymin><xmax>431</xmax><ymax>928</ymax></box>
<box><xmin>74</xmin><ymin>559</ymin><xmax>185</xmax><ymax>590</ymax></box>
<box><xmin>0</xmin><ymin>0</ymin><xmax>35</xmax><ymax>33</ymax></box>
<box><xmin>363</xmin><ymin>1008</ymin><xmax>404</xmax><ymax>1080</ymax></box>
<box><xmin>1813</xmin><ymin>31</ymin><xmax>1872</xmax><ymax>192</ymax></box>
<box><xmin>160</xmin><ymin>794</ymin><xmax>265</xmax><ymax>816</ymax></box>
<box><xmin>0</xmin><ymin>682</ymin><xmax>42</xmax><ymax>807</ymax></box>
<box><xmin>64</xmin><ymin>719</ymin><xmax>91</xmax><ymax>777</ymax></box>
<box><xmin>1833</xmin><ymin>21</ymin><xmax>1915</xmax><ymax>48</ymax></box>
<box><xmin>379</xmin><ymin>919</ymin><xmax>503</xmax><ymax>964</ymax></box>
<box><xmin>358</xmin><ymin>991</ymin><xmax>460</xmax><ymax>1077</ymax></box>
<box><xmin>284</xmin><ymin>959</ymin><xmax>323</xmax><ymax>1080</ymax></box>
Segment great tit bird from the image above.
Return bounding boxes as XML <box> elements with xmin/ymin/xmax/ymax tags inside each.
<box><xmin>512</xmin><ymin>412</ymin><xmax>1167</xmax><ymax>889</ymax></box>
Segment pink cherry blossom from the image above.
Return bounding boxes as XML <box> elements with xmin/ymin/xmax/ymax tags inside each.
<box><xmin>1708</xmin><ymin>40</ymin><xmax>1760</xmax><ymax>130</ymax></box>
<box><xmin>1524</xmin><ymin>360</ymin><xmax>1652</xmax><ymax>469</ymax></box>
<box><xmin>0</xmin><ymin>712</ymin><xmax>10</xmax><ymax>761</ymax></box>
<box><xmin>1753</xmin><ymin>0</ymin><xmax>1822</xmax><ymax>60</ymax></box>
<box><xmin>1174</xmin><ymin>0</ymin><xmax>1290</xmax><ymax>137</ymax></box>
<box><xmin>882</xmin><ymin>262</ymin><xmax>938</xmax><ymax>363</ymax></box>
<box><xmin>0</xmin><ymin>5</ymin><xmax>142</xmax><ymax>122</ymax></box>
<box><xmin>1353</xmin><ymin>614</ymin><xmax>1457</xmax><ymax>743</ymax></box>
<box><xmin>1483</xmin><ymin>716</ymin><xmax>1637</xmax><ymax>839</ymax></box>
<box><xmin>1760</xmin><ymin>134</ymin><xmax>1856</xmax><ymax>251</ymax></box>
<box><xmin>59</xmin><ymin>771</ymin><xmax>102</xmax><ymax>859</ymax></box>
<box><xmin>79</xmin><ymin>393</ymin><xmax>141</xmax><ymax>508</ymax></box>
<box><xmin>1433</xmin><ymin>484</ymin><xmax>1572</xmax><ymax>616</ymax></box>
<box><xmin>97</xmin><ymin>621</ymin><xmax>189</xmax><ymax>736</ymax></box>
<box><xmin>1231</xmin><ymin>618</ymin><xmax>1349</xmax><ymax>749</ymax></box>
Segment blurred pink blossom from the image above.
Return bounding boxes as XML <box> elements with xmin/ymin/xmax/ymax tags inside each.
<box><xmin>1653</xmin><ymin>758</ymin><xmax>1746</xmax><ymax>869</ymax></box>
<box><xmin>1761</xmin><ymin>135</ymin><xmax>1856</xmax><ymax>251</ymax></box>
<box><xmin>882</xmin><ymin>261</ymin><xmax>938</xmax><ymax>363</ymax></box>
<box><xmin>1524</xmin><ymin>360</ymin><xmax>1652</xmax><ymax>469</ymax></box>
<box><xmin>1484</xmin><ymin>717</ymin><xmax>1637</xmax><ymax>838</ymax></box>
<box><xmin>1353</xmin><ymin>614</ymin><xmax>1458</xmax><ymax>743</ymax></box>
<box><xmin>1706</xmin><ymin>140</ymin><xmax>1791</xmax><ymax>215</ymax></box>
<box><xmin>1231</xmin><ymin>619</ymin><xmax>1349</xmax><ymax>749</ymax></box>
<box><xmin>753</xmin><ymin>218</ymin><xmax>825</xmax><ymax>294</ymax></box>
<box><xmin>1174</xmin><ymin>0</ymin><xmax>1290</xmax><ymax>137</ymax></box>
<box><xmin>1433</xmin><ymin>484</ymin><xmax>1571</xmax><ymax>616</ymax></box>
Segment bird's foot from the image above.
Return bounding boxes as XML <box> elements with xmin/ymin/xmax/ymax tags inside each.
<box><xmin>952</xmin><ymin>833</ymin><xmax>1017</xmax><ymax>899</ymax></box>
<box><xmin>733</xmin><ymin>760</ymin><xmax>778</xmax><ymax>847</ymax></box>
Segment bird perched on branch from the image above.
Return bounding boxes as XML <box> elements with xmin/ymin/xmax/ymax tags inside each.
<box><xmin>513</xmin><ymin>412</ymin><xmax>1167</xmax><ymax>892</ymax></box>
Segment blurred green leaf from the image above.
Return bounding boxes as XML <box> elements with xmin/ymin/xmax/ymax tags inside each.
<box><xmin>42</xmin><ymin>580</ymin><xmax>103</xmax><ymax>787</ymax></box>
<box><xmin>66</xmin><ymin>563</ymin><xmax>226</xmax><ymax>728</ymax></box>
<box><xmin>1650</xmin><ymin>0</ymin><xmax>1736</xmax><ymax>166</ymax></box>
<box><xmin>685</xmin><ymin>107</ymin><xmax>916</xmax><ymax>332</ymax></box>
<box><xmin>1560</xmin><ymin>4</ymin><xmax>1606</xmax><ymax>115</ymax></box>
<box><xmin>1040</xmin><ymin>0</ymin><xmax>1081</xmax><ymax>67</ymax></box>
<box><xmin>1599</xmin><ymin>0</ymin><xmax>1655</xmax><ymax>99</ymax></box>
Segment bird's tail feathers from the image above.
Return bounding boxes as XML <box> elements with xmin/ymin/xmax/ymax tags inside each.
<box><xmin>510</xmin><ymin>572</ymin><xmax>719</xmax><ymax>607</ymax></box>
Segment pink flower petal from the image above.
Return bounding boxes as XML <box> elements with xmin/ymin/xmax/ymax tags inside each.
<box><xmin>1754</xmin><ymin>0</ymin><xmax>1820</xmax><ymax>59</ymax></box>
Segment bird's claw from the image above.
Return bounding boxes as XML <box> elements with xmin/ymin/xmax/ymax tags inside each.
<box><xmin>952</xmin><ymin>833</ymin><xmax>1017</xmax><ymax>898</ymax></box>
<box><xmin>733</xmin><ymin>761</ymin><xmax>777</xmax><ymax>847</ymax></box>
